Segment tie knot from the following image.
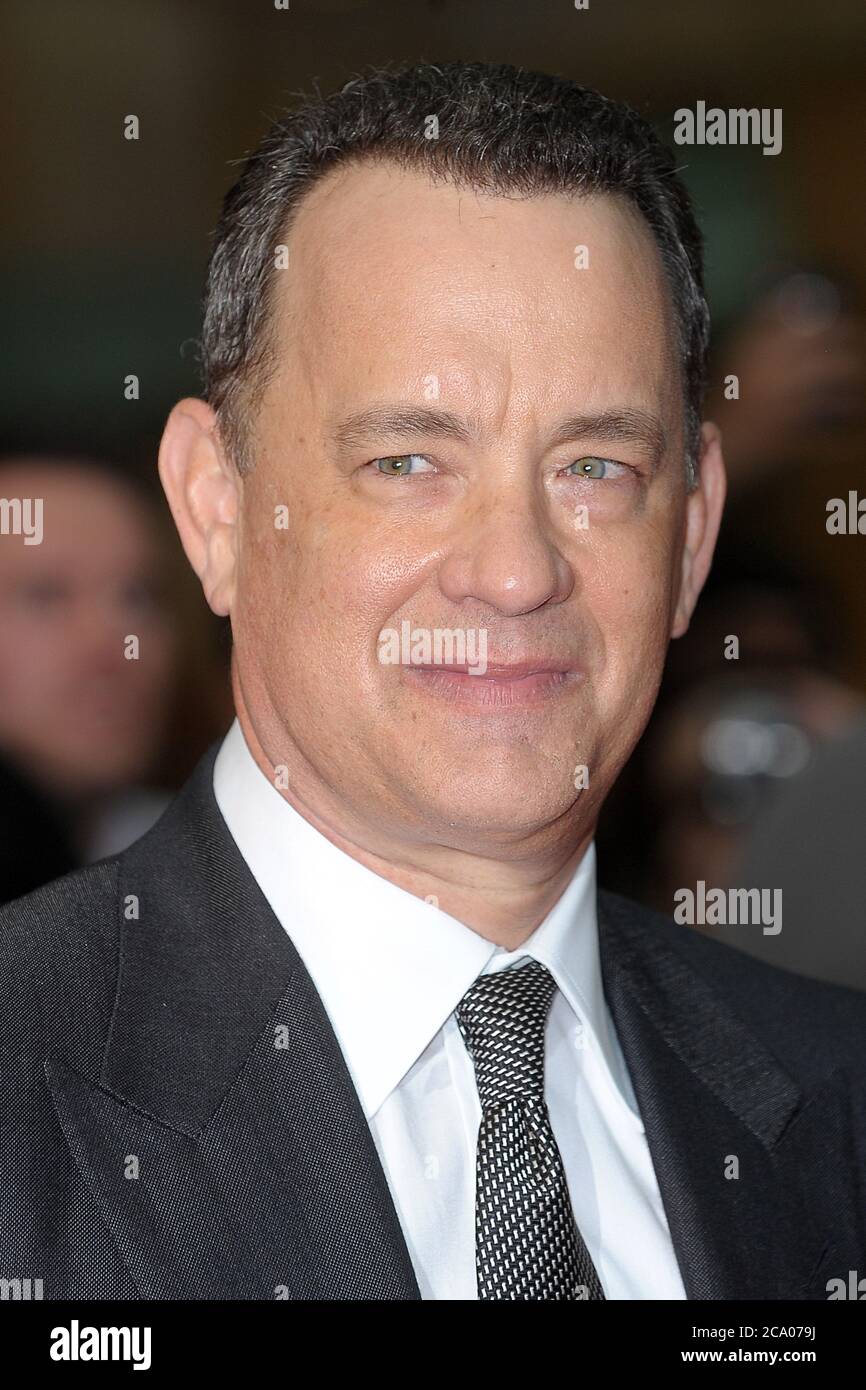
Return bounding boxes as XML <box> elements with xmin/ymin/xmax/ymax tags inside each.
<box><xmin>455</xmin><ymin>958</ymin><xmax>557</xmax><ymax>1108</ymax></box>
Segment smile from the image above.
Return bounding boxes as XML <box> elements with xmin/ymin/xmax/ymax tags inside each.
<box><xmin>400</xmin><ymin>663</ymin><xmax>582</xmax><ymax>709</ymax></box>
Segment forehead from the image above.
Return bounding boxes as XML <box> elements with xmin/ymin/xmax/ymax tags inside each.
<box><xmin>269</xmin><ymin>160</ymin><xmax>679</xmax><ymax>420</ymax></box>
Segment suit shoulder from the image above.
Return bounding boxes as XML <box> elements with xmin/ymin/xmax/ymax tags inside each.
<box><xmin>0</xmin><ymin>858</ymin><xmax>122</xmax><ymax>1064</ymax></box>
<box><xmin>599</xmin><ymin>886</ymin><xmax>866</xmax><ymax>1069</ymax></box>
<box><xmin>0</xmin><ymin>855</ymin><xmax>121</xmax><ymax>951</ymax></box>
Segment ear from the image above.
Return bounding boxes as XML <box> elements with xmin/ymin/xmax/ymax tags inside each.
<box><xmin>670</xmin><ymin>421</ymin><xmax>727</xmax><ymax>640</ymax></box>
<box><xmin>158</xmin><ymin>398</ymin><xmax>240</xmax><ymax>617</ymax></box>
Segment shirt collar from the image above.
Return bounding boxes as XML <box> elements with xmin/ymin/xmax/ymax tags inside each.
<box><xmin>213</xmin><ymin>718</ymin><xmax>634</xmax><ymax>1120</ymax></box>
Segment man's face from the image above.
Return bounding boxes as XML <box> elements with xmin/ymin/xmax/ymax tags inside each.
<box><xmin>0</xmin><ymin>463</ymin><xmax>177</xmax><ymax>797</ymax></box>
<box><xmin>225</xmin><ymin>164</ymin><xmax>702</xmax><ymax>850</ymax></box>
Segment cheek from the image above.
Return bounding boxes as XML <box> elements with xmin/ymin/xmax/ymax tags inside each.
<box><xmin>0</xmin><ymin>626</ymin><xmax>60</xmax><ymax>695</ymax></box>
<box><xmin>271</xmin><ymin>521</ymin><xmax>430</xmax><ymax>647</ymax></box>
<box><xmin>132</xmin><ymin>648</ymin><xmax>174</xmax><ymax>707</ymax></box>
<box><xmin>589</xmin><ymin>536</ymin><xmax>677</xmax><ymax>690</ymax></box>
<box><xmin>235</xmin><ymin>528</ymin><xmax>399</xmax><ymax>701</ymax></box>
<box><xmin>0</xmin><ymin>643</ymin><xmax>69</xmax><ymax>747</ymax></box>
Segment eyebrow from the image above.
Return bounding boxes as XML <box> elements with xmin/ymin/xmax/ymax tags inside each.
<box><xmin>330</xmin><ymin>404</ymin><xmax>667</xmax><ymax>459</ymax></box>
<box><xmin>549</xmin><ymin>409</ymin><xmax>667</xmax><ymax>460</ymax></box>
<box><xmin>332</xmin><ymin>405</ymin><xmax>481</xmax><ymax>451</ymax></box>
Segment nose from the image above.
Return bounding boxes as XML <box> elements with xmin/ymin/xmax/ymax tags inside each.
<box><xmin>437</xmin><ymin>478</ymin><xmax>575</xmax><ymax>617</ymax></box>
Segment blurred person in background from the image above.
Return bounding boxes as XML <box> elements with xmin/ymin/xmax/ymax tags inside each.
<box><xmin>599</xmin><ymin>549</ymin><xmax>866</xmax><ymax>988</ymax></box>
<box><xmin>600</xmin><ymin>267</ymin><xmax>866</xmax><ymax>952</ymax></box>
<box><xmin>0</xmin><ymin>453</ymin><xmax>230</xmax><ymax>900</ymax></box>
<box><xmin>730</xmin><ymin>715</ymin><xmax>866</xmax><ymax>991</ymax></box>
<box><xmin>642</xmin><ymin>667</ymin><xmax>863</xmax><ymax>910</ymax></box>
<box><xmin>639</xmin><ymin>676</ymin><xmax>866</xmax><ymax>992</ymax></box>
<box><xmin>707</xmin><ymin>266</ymin><xmax>866</xmax><ymax>497</ymax></box>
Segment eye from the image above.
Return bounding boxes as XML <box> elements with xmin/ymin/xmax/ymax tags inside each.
<box><xmin>120</xmin><ymin>578</ymin><xmax>164</xmax><ymax>617</ymax></box>
<box><xmin>371</xmin><ymin>454</ymin><xmax>434</xmax><ymax>478</ymax></box>
<box><xmin>563</xmin><ymin>456</ymin><xmax>628</xmax><ymax>480</ymax></box>
<box><xmin>15</xmin><ymin>578</ymin><xmax>68</xmax><ymax>608</ymax></box>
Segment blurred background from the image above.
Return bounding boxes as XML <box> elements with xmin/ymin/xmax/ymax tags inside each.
<box><xmin>1</xmin><ymin>0</ymin><xmax>865</xmax><ymax>986</ymax></box>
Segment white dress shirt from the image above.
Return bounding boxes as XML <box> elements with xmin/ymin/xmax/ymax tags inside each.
<box><xmin>213</xmin><ymin>718</ymin><xmax>686</xmax><ymax>1300</ymax></box>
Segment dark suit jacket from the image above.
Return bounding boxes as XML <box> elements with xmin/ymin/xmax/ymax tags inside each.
<box><xmin>1</xmin><ymin>742</ymin><xmax>865</xmax><ymax>1300</ymax></box>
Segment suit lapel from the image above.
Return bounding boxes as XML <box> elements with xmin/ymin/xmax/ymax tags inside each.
<box><xmin>46</xmin><ymin>744</ymin><xmax>420</xmax><ymax>1300</ymax></box>
<box><xmin>598</xmin><ymin>891</ymin><xmax>854</xmax><ymax>1299</ymax></box>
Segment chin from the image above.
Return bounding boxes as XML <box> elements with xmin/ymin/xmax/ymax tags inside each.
<box><xmin>414</xmin><ymin>778</ymin><xmax>578</xmax><ymax>842</ymax></box>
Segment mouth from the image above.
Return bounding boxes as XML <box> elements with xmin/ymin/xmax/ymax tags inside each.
<box><xmin>400</xmin><ymin>661</ymin><xmax>582</xmax><ymax>709</ymax></box>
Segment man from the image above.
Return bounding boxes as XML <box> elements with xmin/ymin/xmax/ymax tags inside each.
<box><xmin>2</xmin><ymin>61</ymin><xmax>864</xmax><ymax>1302</ymax></box>
<box><xmin>0</xmin><ymin>455</ymin><xmax>180</xmax><ymax>894</ymax></box>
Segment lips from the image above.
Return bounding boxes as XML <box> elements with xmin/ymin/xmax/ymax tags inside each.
<box><xmin>410</xmin><ymin>660</ymin><xmax>576</xmax><ymax>679</ymax></box>
<box><xmin>401</xmin><ymin>661</ymin><xmax>581</xmax><ymax>709</ymax></box>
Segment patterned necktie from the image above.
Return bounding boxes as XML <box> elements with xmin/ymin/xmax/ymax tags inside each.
<box><xmin>455</xmin><ymin>958</ymin><xmax>606</xmax><ymax>1300</ymax></box>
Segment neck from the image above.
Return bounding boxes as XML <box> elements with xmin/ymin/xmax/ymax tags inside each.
<box><xmin>234</xmin><ymin>692</ymin><xmax>594</xmax><ymax>951</ymax></box>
